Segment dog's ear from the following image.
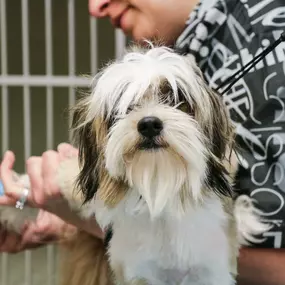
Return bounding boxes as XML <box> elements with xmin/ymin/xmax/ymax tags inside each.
<box><xmin>70</xmin><ymin>100</ymin><xmax>100</xmax><ymax>203</ymax></box>
<box><xmin>204</xmin><ymin>86</ymin><xmax>235</xmax><ymax>198</ymax></box>
<box><xmin>186</xmin><ymin>61</ymin><xmax>234</xmax><ymax>159</ymax></box>
<box><xmin>203</xmin><ymin>87</ymin><xmax>235</xmax><ymax>198</ymax></box>
<box><xmin>188</xmin><ymin>67</ymin><xmax>235</xmax><ymax>198</ymax></box>
<box><xmin>207</xmin><ymin>86</ymin><xmax>235</xmax><ymax>159</ymax></box>
<box><xmin>173</xmin><ymin>53</ymin><xmax>234</xmax><ymax>158</ymax></box>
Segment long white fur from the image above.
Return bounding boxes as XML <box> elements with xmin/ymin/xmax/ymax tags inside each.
<box><xmin>86</xmin><ymin>47</ymin><xmax>213</xmax><ymax>132</ymax></box>
<box><xmin>234</xmin><ymin>195</ymin><xmax>271</xmax><ymax>245</ymax></box>
<box><xmin>105</xmin><ymin>105</ymin><xmax>208</xmax><ymax>218</ymax></box>
<box><xmin>94</xmin><ymin>191</ymin><xmax>236</xmax><ymax>285</ymax></box>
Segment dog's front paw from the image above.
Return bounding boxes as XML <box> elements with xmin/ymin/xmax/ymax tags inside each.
<box><xmin>57</xmin><ymin>157</ymin><xmax>86</xmax><ymax>213</ymax></box>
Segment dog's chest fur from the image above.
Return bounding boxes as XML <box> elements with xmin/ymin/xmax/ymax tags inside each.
<box><xmin>93</xmin><ymin>192</ymin><xmax>237</xmax><ymax>285</ymax></box>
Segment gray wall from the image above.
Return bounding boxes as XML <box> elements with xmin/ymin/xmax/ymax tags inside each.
<box><xmin>0</xmin><ymin>0</ymin><xmax>117</xmax><ymax>172</ymax></box>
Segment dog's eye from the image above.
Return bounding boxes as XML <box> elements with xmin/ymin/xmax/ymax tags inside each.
<box><xmin>127</xmin><ymin>105</ymin><xmax>134</xmax><ymax>114</ymax></box>
<box><xmin>178</xmin><ymin>102</ymin><xmax>195</xmax><ymax>117</ymax></box>
<box><xmin>178</xmin><ymin>102</ymin><xmax>190</xmax><ymax>113</ymax></box>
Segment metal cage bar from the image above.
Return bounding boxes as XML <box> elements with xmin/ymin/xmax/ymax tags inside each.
<box><xmin>44</xmin><ymin>1</ymin><xmax>57</xmax><ymax>285</ymax></box>
<box><xmin>115</xmin><ymin>29</ymin><xmax>126</xmax><ymax>59</ymax></box>
<box><xmin>90</xmin><ymin>17</ymin><xmax>98</xmax><ymax>76</ymax></box>
<box><xmin>21</xmin><ymin>0</ymin><xmax>33</xmax><ymax>283</ymax></box>
<box><xmin>0</xmin><ymin>75</ymin><xmax>91</xmax><ymax>86</ymax></box>
<box><xmin>0</xmin><ymin>0</ymin><xmax>9</xmax><ymax>283</ymax></box>
<box><xmin>45</xmin><ymin>0</ymin><xmax>54</xmax><ymax>151</ymax></box>
<box><xmin>68</xmin><ymin>0</ymin><xmax>76</xmax><ymax>142</ymax></box>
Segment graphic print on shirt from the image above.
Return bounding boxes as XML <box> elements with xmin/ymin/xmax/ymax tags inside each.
<box><xmin>176</xmin><ymin>0</ymin><xmax>285</xmax><ymax>248</ymax></box>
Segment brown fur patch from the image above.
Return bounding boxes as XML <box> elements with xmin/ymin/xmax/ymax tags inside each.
<box><xmin>92</xmin><ymin>117</ymin><xmax>129</xmax><ymax>208</ymax></box>
<box><xmin>59</xmin><ymin>231</ymin><xmax>112</xmax><ymax>285</ymax></box>
<box><xmin>98</xmin><ymin>170</ymin><xmax>129</xmax><ymax>208</ymax></box>
<box><xmin>223</xmin><ymin>145</ymin><xmax>239</xmax><ymax>183</ymax></box>
<box><xmin>93</xmin><ymin>117</ymin><xmax>108</xmax><ymax>148</ymax></box>
<box><xmin>71</xmin><ymin>99</ymin><xmax>129</xmax><ymax>207</ymax></box>
<box><xmin>220</xmin><ymin>147</ymin><xmax>239</xmax><ymax>277</ymax></box>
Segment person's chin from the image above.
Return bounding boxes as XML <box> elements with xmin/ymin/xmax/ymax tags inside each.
<box><xmin>119</xmin><ymin>9</ymin><xmax>133</xmax><ymax>33</ymax></box>
<box><xmin>128</xmin><ymin>26</ymin><xmax>154</xmax><ymax>44</ymax></box>
<box><xmin>119</xmin><ymin>13</ymin><xmax>151</xmax><ymax>43</ymax></box>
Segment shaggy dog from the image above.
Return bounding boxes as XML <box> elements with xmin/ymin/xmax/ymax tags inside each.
<box><xmin>70</xmin><ymin>44</ymin><xmax>270</xmax><ymax>285</ymax></box>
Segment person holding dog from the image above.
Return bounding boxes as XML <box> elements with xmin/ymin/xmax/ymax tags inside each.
<box><xmin>1</xmin><ymin>0</ymin><xmax>285</xmax><ymax>284</ymax></box>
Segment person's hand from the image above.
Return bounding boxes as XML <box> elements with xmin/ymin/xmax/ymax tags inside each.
<box><xmin>0</xmin><ymin>143</ymin><xmax>104</xmax><ymax>239</ymax></box>
<box><xmin>0</xmin><ymin>209</ymin><xmax>76</xmax><ymax>253</ymax></box>
<box><xmin>0</xmin><ymin>143</ymin><xmax>79</xmax><ymax>218</ymax></box>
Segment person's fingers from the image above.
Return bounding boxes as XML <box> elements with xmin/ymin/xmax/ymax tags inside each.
<box><xmin>34</xmin><ymin>210</ymin><xmax>64</xmax><ymax>237</ymax></box>
<box><xmin>20</xmin><ymin>217</ymin><xmax>49</xmax><ymax>247</ymax></box>
<box><xmin>57</xmin><ymin>143</ymin><xmax>78</xmax><ymax>161</ymax></box>
<box><xmin>0</xmin><ymin>151</ymin><xmax>34</xmax><ymax>206</ymax></box>
<box><xmin>0</xmin><ymin>195</ymin><xmax>17</xmax><ymax>206</ymax></box>
<box><xmin>0</xmin><ymin>151</ymin><xmax>22</xmax><ymax>195</ymax></box>
<box><xmin>21</xmin><ymin>211</ymin><xmax>61</xmax><ymax>245</ymax></box>
<box><xmin>26</xmin><ymin>156</ymin><xmax>43</xmax><ymax>206</ymax></box>
<box><xmin>41</xmin><ymin>150</ymin><xmax>61</xmax><ymax>197</ymax></box>
<box><xmin>21</xmin><ymin>224</ymin><xmax>42</xmax><ymax>244</ymax></box>
<box><xmin>0</xmin><ymin>151</ymin><xmax>14</xmax><ymax>176</ymax></box>
<box><xmin>0</xmin><ymin>230</ymin><xmax>21</xmax><ymax>253</ymax></box>
<box><xmin>34</xmin><ymin>210</ymin><xmax>52</xmax><ymax>233</ymax></box>
<box><xmin>0</xmin><ymin>219</ymin><xmax>55</xmax><ymax>253</ymax></box>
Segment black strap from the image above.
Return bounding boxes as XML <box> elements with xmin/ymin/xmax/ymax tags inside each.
<box><xmin>104</xmin><ymin>226</ymin><xmax>113</xmax><ymax>248</ymax></box>
<box><xmin>216</xmin><ymin>32</ymin><xmax>285</xmax><ymax>96</ymax></box>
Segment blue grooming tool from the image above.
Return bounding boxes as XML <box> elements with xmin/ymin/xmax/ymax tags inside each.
<box><xmin>0</xmin><ymin>181</ymin><xmax>4</xmax><ymax>196</ymax></box>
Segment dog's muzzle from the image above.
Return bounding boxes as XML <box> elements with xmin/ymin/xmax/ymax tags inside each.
<box><xmin>137</xmin><ymin>116</ymin><xmax>164</xmax><ymax>149</ymax></box>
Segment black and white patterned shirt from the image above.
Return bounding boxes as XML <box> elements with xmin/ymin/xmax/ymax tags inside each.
<box><xmin>175</xmin><ymin>0</ymin><xmax>285</xmax><ymax>248</ymax></box>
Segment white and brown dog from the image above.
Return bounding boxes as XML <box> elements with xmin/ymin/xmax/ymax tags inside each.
<box><xmin>0</xmin><ymin>44</ymin><xmax>270</xmax><ymax>285</ymax></box>
<box><xmin>70</xmin><ymin>44</ymin><xmax>270</xmax><ymax>285</ymax></box>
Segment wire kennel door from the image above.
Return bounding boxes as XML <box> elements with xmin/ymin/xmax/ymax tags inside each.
<box><xmin>0</xmin><ymin>0</ymin><xmax>125</xmax><ymax>284</ymax></box>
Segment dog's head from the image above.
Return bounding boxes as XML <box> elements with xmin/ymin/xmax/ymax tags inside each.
<box><xmin>72</xmin><ymin>44</ymin><xmax>235</xmax><ymax>218</ymax></box>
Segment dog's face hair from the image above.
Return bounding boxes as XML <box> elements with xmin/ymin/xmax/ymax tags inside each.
<box><xmin>71</xmin><ymin>104</ymin><xmax>128</xmax><ymax>206</ymax></box>
<box><xmin>72</xmin><ymin>44</ymin><xmax>235</xmax><ymax>217</ymax></box>
<box><xmin>71</xmin><ymin>106</ymin><xmax>99</xmax><ymax>203</ymax></box>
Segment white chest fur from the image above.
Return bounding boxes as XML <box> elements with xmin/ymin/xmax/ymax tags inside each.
<box><xmin>93</xmin><ymin>192</ymin><xmax>236</xmax><ymax>285</ymax></box>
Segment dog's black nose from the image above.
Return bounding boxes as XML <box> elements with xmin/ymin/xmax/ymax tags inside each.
<box><xmin>137</xmin><ymin>116</ymin><xmax>163</xmax><ymax>138</ymax></box>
